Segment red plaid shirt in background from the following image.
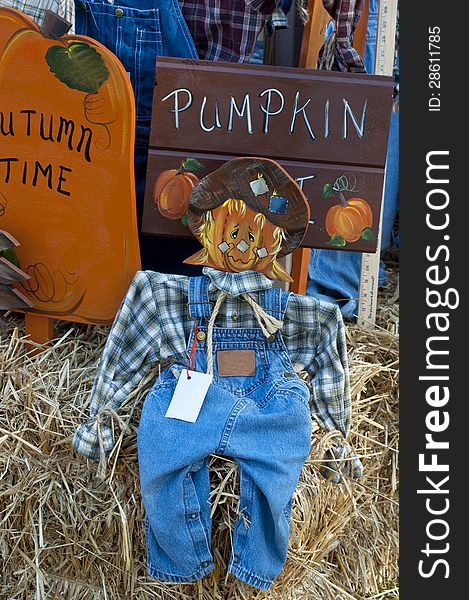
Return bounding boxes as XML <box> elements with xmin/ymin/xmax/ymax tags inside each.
<box><xmin>178</xmin><ymin>0</ymin><xmax>280</xmax><ymax>62</ymax></box>
<box><xmin>318</xmin><ymin>0</ymin><xmax>366</xmax><ymax>72</ymax></box>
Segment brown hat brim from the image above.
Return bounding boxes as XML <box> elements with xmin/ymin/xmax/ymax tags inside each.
<box><xmin>188</xmin><ymin>157</ymin><xmax>310</xmax><ymax>257</ymax></box>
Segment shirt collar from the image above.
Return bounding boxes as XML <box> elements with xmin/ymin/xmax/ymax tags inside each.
<box><xmin>202</xmin><ymin>267</ymin><xmax>273</xmax><ymax>297</ymax></box>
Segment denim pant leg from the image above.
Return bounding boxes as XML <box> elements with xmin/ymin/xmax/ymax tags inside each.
<box><xmin>137</xmin><ymin>384</ymin><xmax>215</xmax><ymax>582</ymax></box>
<box><xmin>224</xmin><ymin>388</ymin><xmax>312</xmax><ymax>590</ymax></box>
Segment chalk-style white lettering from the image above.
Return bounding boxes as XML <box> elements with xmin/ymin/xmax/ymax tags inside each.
<box><xmin>295</xmin><ymin>174</ymin><xmax>317</xmax><ymax>190</ymax></box>
<box><xmin>324</xmin><ymin>99</ymin><xmax>330</xmax><ymax>138</ymax></box>
<box><xmin>228</xmin><ymin>94</ymin><xmax>253</xmax><ymax>134</ymax></box>
<box><xmin>162</xmin><ymin>88</ymin><xmax>193</xmax><ymax>129</ymax></box>
<box><xmin>342</xmin><ymin>98</ymin><xmax>368</xmax><ymax>139</ymax></box>
<box><xmin>259</xmin><ymin>88</ymin><xmax>285</xmax><ymax>134</ymax></box>
<box><xmin>199</xmin><ymin>96</ymin><xmax>222</xmax><ymax>132</ymax></box>
<box><xmin>289</xmin><ymin>92</ymin><xmax>316</xmax><ymax>139</ymax></box>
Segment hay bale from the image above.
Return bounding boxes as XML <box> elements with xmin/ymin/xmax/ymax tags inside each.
<box><xmin>0</xmin><ymin>274</ymin><xmax>398</xmax><ymax>599</ymax></box>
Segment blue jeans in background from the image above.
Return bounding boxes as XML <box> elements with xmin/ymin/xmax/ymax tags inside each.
<box><xmin>75</xmin><ymin>0</ymin><xmax>202</xmax><ymax>273</ymax></box>
<box><xmin>307</xmin><ymin>0</ymin><xmax>399</xmax><ymax>317</ymax></box>
<box><xmin>137</xmin><ymin>278</ymin><xmax>312</xmax><ymax>590</ymax></box>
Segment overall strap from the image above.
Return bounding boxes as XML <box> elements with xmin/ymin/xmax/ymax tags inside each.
<box><xmin>188</xmin><ymin>276</ymin><xmax>213</xmax><ymax>319</ymax></box>
<box><xmin>258</xmin><ymin>287</ymin><xmax>291</xmax><ymax>321</ymax></box>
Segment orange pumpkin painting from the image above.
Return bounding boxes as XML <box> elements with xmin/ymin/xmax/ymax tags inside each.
<box><xmin>326</xmin><ymin>197</ymin><xmax>373</xmax><ymax>243</ymax></box>
<box><xmin>323</xmin><ymin>176</ymin><xmax>374</xmax><ymax>246</ymax></box>
<box><xmin>0</xmin><ymin>7</ymin><xmax>140</xmax><ymax>324</ymax></box>
<box><xmin>153</xmin><ymin>158</ymin><xmax>203</xmax><ymax>220</ymax></box>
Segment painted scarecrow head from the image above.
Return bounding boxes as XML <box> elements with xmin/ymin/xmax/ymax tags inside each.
<box><xmin>184</xmin><ymin>158</ymin><xmax>310</xmax><ymax>282</ymax></box>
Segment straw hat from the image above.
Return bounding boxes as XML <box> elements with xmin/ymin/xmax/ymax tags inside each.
<box><xmin>187</xmin><ymin>157</ymin><xmax>310</xmax><ymax>257</ymax></box>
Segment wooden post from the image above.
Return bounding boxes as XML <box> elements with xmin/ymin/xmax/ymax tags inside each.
<box><xmin>25</xmin><ymin>313</ymin><xmax>55</xmax><ymax>346</ymax></box>
<box><xmin>299</xmin><ymin>0</ymin><xmax>331</xmax><ymax>70</ymax></box>
<box><xmin>290</xmin><ymin>248</ymin><xmax>310</xmax><ymax>295</ymax></box>
<box><xmin>293</xmin><ymin>0</ymin><xmax>370</xmax><ymax>296</ymax></box>
<box><xmin>354</xmin><ymin>0</ymin><xmax>370</xmax><ymax>56</ymax></box>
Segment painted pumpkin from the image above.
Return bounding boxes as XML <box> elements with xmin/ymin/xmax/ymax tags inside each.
<box><xmin>153</xmin><ymin>169</ymin><xmax>199</xmax><ymax>219</ymax></box>
<box><xmin>325</xmin><ymin>197</ymin><xmax>373</xmax><ymax>243</ymax></box>
<box><xmin>0</xmin><ymin>7</ymin><xmax>140</xmax><ymax>324</ymax></box>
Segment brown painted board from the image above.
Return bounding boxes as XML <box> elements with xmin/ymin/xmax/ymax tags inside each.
<box><xmin>149</xmin><ymin>58</ymin><xmax>394</xmax><ymax>166</ymax></box>
<box><xmin>143</xmin><ymin>150</ymin><xmax>385</xmax><ymax>252</ymax></box>
<box><xmin>0</xmin><ymin>7</ymin><xmax>141</xmax><ymax>325</ymax></box>
<box><xmin>145</xmin><ymin>57</ymin><xmax>394</xmax><ymax>253</ymax></box>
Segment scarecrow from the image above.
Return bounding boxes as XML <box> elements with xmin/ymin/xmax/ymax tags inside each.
<box><xmin>73</xmin><ymin>157</ymin><xmax>362</xmax><ymax>592</ymax></box>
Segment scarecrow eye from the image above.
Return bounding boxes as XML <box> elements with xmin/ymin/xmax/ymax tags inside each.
<box><xmin>248</xmin><ymin>232</ymin><xmax>255</xmax><ymax>242</ymax></box>
<box><xmin>230</xmin><ymin>229</ymin><xmax>238</xmax><ymax>239</ymax></box>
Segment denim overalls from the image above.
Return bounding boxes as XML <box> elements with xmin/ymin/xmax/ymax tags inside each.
<box><xmin>74</xmin><ymin>0</ymin><xmax>201</xmax><ymax>272</ymax></box>
<box><xmin>137</xmin><ymin>276</ymin><xmax>313</xmax><ymax>591</ymax></box>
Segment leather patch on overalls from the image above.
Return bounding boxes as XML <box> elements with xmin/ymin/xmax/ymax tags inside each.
<box><xmin>217</xmin><ymin>350</ymin><xmax>256</xmax><ymax>377</ymax></box>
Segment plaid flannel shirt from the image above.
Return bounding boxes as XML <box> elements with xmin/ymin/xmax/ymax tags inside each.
<box><xmin>318</xmin><ymin>0</ymin><xmax>366</xmax><ymax>73</ymax></box>
<box><xmin>178</xmin><ymin>0</ymin><xmax>280</xmax><ymax>62</ymax></box>
<box><xmin>1</xmin><ymin>0</ymin><xmax>75</xmax><ymax>31</ymax></box>
<box><xmin>73</xmin><ymin>268</ymin><xmax>355</xmax><ymax>466</ymax></box>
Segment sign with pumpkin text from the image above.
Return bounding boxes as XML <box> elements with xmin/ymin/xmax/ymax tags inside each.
<box><xmin>143</xmin><ymin>58</ymin><xmax>394</xmax><ymax>252</ymax></box>
<box><xmin>0</xmin><ymin>7</ymin><xmax>140</xmax><ymax>324</ymax></box>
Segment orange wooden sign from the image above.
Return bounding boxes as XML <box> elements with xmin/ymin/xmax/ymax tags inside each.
<box><xmin>0</xmin><ymin>7</ymin><xmax>140</xmax><ymax>325</ymax></box>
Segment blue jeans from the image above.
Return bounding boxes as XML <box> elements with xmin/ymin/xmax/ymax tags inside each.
<box><xmin>75</xmin><ymin>0</ymin><xmax>202</xmax><ymax>273</ymax></box>
<box><xmin>307</xmin><ymin>0</ymin><xmax>399</xmax><ymax>317</ymax></box>
<box><xmin>137</xmin><ymin>277</ymin><xmax>312</xmax><ymax>590</ymax></box>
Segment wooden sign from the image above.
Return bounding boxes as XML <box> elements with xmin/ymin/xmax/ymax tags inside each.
<box><xmin>0</xmin><ymin>7</ymin><xmax>140</xmax><ymax>325</ymax></box>
<box><xmin>143</xmin><ymin>57</ymin><xmax>394</xmax><ymax>253</ymax></box>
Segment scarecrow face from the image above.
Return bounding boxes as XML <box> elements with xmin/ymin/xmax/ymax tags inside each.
<box><xmin>216</xmin><ymin>204</ymin><xmax>264</xmax><ymax>272</ymax></box>
<box><xmin>184</xmin><ymin>198</ymin><xmax>292</xmax><ymax>281</ymax></box>
<box><xmin>183</xmin><ymin>158</ymin><xmax>310</xmax><ymax>282</ymax></box>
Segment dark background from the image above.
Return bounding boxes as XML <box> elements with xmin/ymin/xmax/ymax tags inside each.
<box><xmin>400</xmin><ymin>2</ymin><xmax>466</xmax><ymax>597</ymax></box>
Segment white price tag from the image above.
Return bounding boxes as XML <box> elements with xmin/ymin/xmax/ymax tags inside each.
<box><xmin>165</xmin><ymin>370</ymin><xmax>212</xmax><ymax>423</ymax></box>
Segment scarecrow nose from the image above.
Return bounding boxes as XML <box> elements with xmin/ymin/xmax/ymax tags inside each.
<box><xmin>236</xmin><ymin>240</ymin><xmax>250</xmax><ymax>253</ymax></box>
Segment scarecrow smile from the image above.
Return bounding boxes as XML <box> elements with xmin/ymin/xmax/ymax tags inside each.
<box><xmin>227</xmin><ymin>255</ymin><xmax>254</xmax><ymax>264</ymax></box>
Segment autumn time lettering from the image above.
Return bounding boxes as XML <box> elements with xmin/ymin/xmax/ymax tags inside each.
<box><xmin>162</xmin><ymin>88</ymin><xmax>369</xmax><ymax>139</ymax></box>
<box><xmin>0</xmin><ymin>109</ymin><xmax>95</xmax><ymax>197</ymax></box>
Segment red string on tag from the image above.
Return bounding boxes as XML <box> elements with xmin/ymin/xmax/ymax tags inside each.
<box><xmin>186</xmin><ymin>324</ymin><xmax>198</xmax><ymax>379</ymax></box>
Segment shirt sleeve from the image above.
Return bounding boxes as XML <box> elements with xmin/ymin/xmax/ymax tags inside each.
<box><xmin>72</xmin><ymin>271</ymin><xmax>161</xmax><ymax>460</ymax></box>
<box><xmin>308</xmin><ymin>302</ymin><xmax>351</xmax><ymax>439</ymax></box>
<box><xmin>285</xmin><ymin>294</ymin><xmax>361</xmax><ymax>482</ymax></box>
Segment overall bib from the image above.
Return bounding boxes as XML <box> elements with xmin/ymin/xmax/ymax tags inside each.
<box><xmin>137</xmin><ymin>275</ymin><xmax>313</xmax><ymax>590</ymax></box>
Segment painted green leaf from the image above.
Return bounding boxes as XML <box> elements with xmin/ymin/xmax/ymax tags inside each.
<box><xmin>322</xmin><ymin>183</ymin><xmax>335</xmax><ymax>200</ymax></box>
<box><xmin>182</xmin><ymin>158</ymin><xmax>205</xmax><ymax>172</ymax></box>
<box><xmin>0</xmin><ymin>247</ymin><xmax>20</xmax><ymax>268</ymax></box>
<box><xmin>327</xmin><ymin>234</ymin><xmax>346</xmax><ymax>247</ymax></box>
<box><xmin>45</xmin><ymin>42</ymin><xmax>109</xmax><ymax>94</ymax></box>
<box><xmin>181</xmin><ymin>213</ymin><xmax>189</xmax><ymax>227</ymax></box>
<box><xmin>361</xmin><ymin>227</ymin><xmax>375</xmax><ymax>241</ymax></box>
